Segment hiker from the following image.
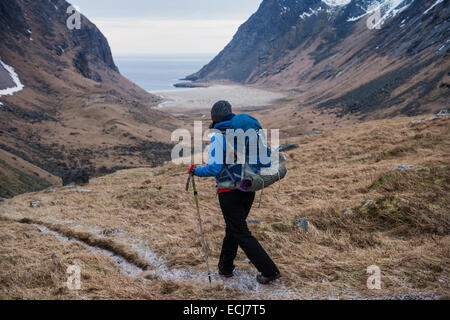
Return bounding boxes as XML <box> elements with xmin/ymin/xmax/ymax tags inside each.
<box><xmin>188</xmin><ymin>100</ymin><xmax>281</xmax><ymax>285</ymax></box>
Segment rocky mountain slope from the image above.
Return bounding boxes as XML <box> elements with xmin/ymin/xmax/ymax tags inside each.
<box><xmin>0</xmin><ymin>0</ymin><xmax>180</xmax><ymax>198</ymax></box>
<box><xmin>187</xmin><ymin>0</ymin><xmax>449</xmax><ymax>118</ymax></box>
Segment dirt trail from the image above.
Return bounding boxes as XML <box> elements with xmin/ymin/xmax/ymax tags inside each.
<box><xmin>33</xmin><ymin>224</ymin><xmax>143</xmax><ymax>277</ymax></box>
<box><xmin>4</xmin><ymin>212</ymin><xmax>440</xmax><ymax>300</ymax></box>
<box><xmin>3</xmin><ymin>213</ymin><xmax>441</xmax><ymax>300</ymax></box>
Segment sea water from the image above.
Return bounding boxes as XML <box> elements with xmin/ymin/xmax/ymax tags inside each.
<box><xmin>114</xmin><ymin>54</ymin><xmax>213</xmax><ymax>92</ymax></box>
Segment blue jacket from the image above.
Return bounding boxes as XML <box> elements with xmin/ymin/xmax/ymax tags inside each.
<box><xmin>194</xmin><ymin>115</ymin><xmax>237</xmax><ymax>182</ymax></box>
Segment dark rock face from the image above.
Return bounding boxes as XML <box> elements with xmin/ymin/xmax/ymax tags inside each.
<box><xmin>62</xmin><ymin>169</ymin><xmax>90</xmax><ymax>186</ymax></box>
<box><xmin>190</xmin><ymin>0</ymin><xmax>448</xmax><ymax>83</ymax></box>
<box><xmin>0</xmin><ymin>0</ymin><xmax>118</xmax><ymax>82</ymax></box>
<box><xmin>70</xmin><ymin>16</ymin><xmax>120</xmax><ymax>81</ymax></box>
<box><xmin>318</xmin><ymin>57</ymin><xmax>442</xmax><ymax>116</ymax></box>
<box><xmin>73</xmin><ymin>52</ymin><xmax>102</xmax><ymax>82</ymax></box>
<box><xmin>277</xmin><ymin>143</ymin><xmax>300</xmax><ymax>152</ymax></box>
<box><xmin>187</xmin><ymin>0</ymin><xmax>324</xmax><ymax>83</ymax></box>
<box><xmin>0</xmin><ymin>1</ymin><xmax>28</xmax><ymax>40</ymax></box>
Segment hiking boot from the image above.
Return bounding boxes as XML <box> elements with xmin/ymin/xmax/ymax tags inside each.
<box><xmin>256</xmin><ymin>273</ymin><xmax>281</xmax><ymax>285</ymax></box>
<box><xmin>219</xmin><ymin>270</ymin><xmax>234</xmax><ymax>278</ymax></box>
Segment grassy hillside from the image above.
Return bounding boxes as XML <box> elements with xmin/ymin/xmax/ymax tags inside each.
<box><xmin>0</xmin><ymin>0</ymin><xmax>181</xmax><ymax>198</ymax></box>
<box><xmin>0</xmin><ymin>115</ymin><xmax>448</xmax><ymax>299</ymax></box>
<box><xmin>0</xmin><ymin>149</ymin><xmax>60</xmax><ymax>198</ymax></box>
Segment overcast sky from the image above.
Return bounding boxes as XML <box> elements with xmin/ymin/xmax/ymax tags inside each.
<box><xmin>70</xmin><ymin>0</ymin><xmax>262</xmax><ymax>55</ymax></box>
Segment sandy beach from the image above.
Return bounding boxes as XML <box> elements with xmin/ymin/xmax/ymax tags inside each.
<box><xmin>152</xmin><ymin>85</ymin><xmax>286</xmax><ymax>113</ymax></box>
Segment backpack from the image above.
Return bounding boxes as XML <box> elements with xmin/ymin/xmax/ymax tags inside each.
<box><xmin>216</xmin><ymin>114</ymin><xmax>287</xmax><ymax>193</ymax></box>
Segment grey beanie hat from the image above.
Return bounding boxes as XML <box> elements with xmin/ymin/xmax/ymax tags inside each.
<box><xmin>211</xmin><ymin>100</ymin><xmax>232</xmax><ymax>123</ymax></box>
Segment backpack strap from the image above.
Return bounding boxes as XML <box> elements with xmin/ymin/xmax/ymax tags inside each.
<box><xmin>216</xmin><ymin>164</ymin><xmax>239</xmax><ymax>191</ymax></box>
<box><xmin>257</xmin><ymin>174</ymin><xmax>265</xmax><ymax>208</ymax></box>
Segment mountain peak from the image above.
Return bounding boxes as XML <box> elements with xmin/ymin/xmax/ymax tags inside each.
<box><xmin>187</xmin><ymin>0</ymin><xmax>448</xmax><ymax>118</ymax></box>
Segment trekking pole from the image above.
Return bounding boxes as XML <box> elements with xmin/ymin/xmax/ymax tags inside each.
<box><xmin>186</xmin><ymin>172</ymin><xmax>213</xmax><ymax>284</ymax></box>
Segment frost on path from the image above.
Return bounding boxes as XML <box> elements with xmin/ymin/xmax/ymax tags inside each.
<box><xmin>118</xmin><ymin>234</ymin><xmax>299</xmax><ymax>299</ymax></box>
<box><xmin>0</xmin><ymin>58</ymin><xmax>24</xmax><ymax>97</ymax></box>
<box><xmin>35</xmin><ymin>224</ymin><xmax>143</xmax><ymax>277</ymax></box>
<box><xmin>1</xmin><ymin>211</ymin><xmax>297</xmax><ymax>299</ymax></box>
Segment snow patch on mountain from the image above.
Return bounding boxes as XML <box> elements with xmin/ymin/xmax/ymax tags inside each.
<box><xmin>280</xmin><ymin>5</ymin><xmax>290</xmax><ymax>16</ymax></box>
<box><xmin>424</xmin><ymin>0</ymin><xmax>444</xmax><ymax>15</ymax></box>
<box><xmin>0</xmin><ymin>58</ymin><xmax>24</xmax><ymax>97</ymax></box>
<box><xmin>300</xmin><ymin>7</ymin><xmax>325</xmax><ymax>19</ymax></box>
<box><xmin>347</xmin><ymin>0</ymin><xmax>415</xmax><ymax>26</ymax></box>
<box><xmin>322</xmin><ymin>0</ymin><xmax>351</xmax><ymax>6</ymax></box>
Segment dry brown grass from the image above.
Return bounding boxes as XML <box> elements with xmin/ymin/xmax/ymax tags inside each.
<box><xmin>1</xmin><ymin>115</ymin><xmax>449</xmax><ymax>299</ymax></box>
<box><xmin>0</xmin><ymin>217</ymin><xmax>244</xmax><ymax>300</ymax></box>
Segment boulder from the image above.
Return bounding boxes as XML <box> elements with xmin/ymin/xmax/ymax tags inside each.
<box><xmin>0</xmin><ymin>196</ymin><xmax>4</xmax><ymax>202</ymax></box>
<box><xmin>63</xmin><ymin>182</ymin><xmax>76</xmax><ymax>189</ymax></box>
<box><xmin>394</xmin><ymin>165</ymin><xmax>421</xmax><ymax>171</ymax></box>
<box><xmin>408</xmin><ymin>120</ymin><xmax>423</xmax><ymax>126</ymax></box>
<box><xmin>30</xmin><ymin>200</ymin><xmax>41</xmax><ymax>208</ymax></box>
<box><xmin>277</xmin><ymin>143</ymin><xmax>299</xmax><ymax>152</ymax></box>
<box><xmin>294</xmin><ymin>218</ymin><xmax>309</xmax><ymax>233</ymax></box>
<box><xmin>298</xmin><ymin>130</ymin><xmax>322</xmax><ymax>137</ymax></box>
<box><xmin>342</xmin><ymin>208</ymin><xmax>352</xmax><ymax>215</ymax></box>
<box><xmin>62</xmin><ymin>169</ymin><xmax>89</xmax><ymax>186</ymax></box>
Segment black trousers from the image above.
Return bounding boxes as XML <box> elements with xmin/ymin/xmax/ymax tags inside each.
<box><xmin>218</xmin><ymin>190</ymin><xmax>280</xmax><ymax>277</ymax></box>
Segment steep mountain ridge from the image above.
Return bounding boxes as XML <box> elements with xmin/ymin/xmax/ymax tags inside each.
<box><xmin>0</xmin><ymin>0</ymin><xmax>180</xmax><ymax>198</ymax></box>
<box><xmin>188</xmin><ymin>0</ymin><xmax>449</xmax><ymax>118</ymax></box>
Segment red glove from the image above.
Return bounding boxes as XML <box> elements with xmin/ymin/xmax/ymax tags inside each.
<box><xmin>188</xmin><ymin>164</ymin><xmax>195</xmax><ymax>175</ymax></box>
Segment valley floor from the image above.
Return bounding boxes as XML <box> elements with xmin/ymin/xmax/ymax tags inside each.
<box><xmin>152</xmin><ymin>84</ymin><xmax>286</xmax><ymax>113</ymax></box>
<box><xmin>0</xmin><ymin>114</ymin><xmax>449</xmax><ymax>300</ymax></box>
<box><xmin>152</xmin><ymin>83</ymin><xmax>373</xmax><ymax>139</ymax></box>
